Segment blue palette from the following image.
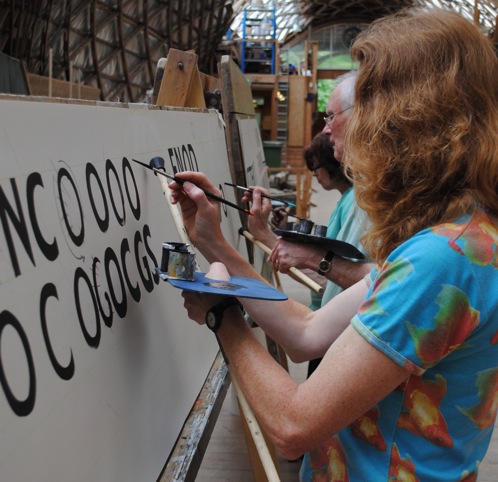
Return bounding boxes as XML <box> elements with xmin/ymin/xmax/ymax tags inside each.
<box><xmin>164</xmin><ymin>271</ymin><xmax>288</xmax><ymax>301</ymax></box>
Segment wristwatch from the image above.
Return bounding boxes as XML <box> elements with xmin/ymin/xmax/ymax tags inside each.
<box><xmin>317</xmin><ymin>251</ymin><xmax>334</xmax><ymax>276</ymax></box>
<box><xmin>205</xmin><ymin>297</ymin><xmax>244</xmax><ymax>333</ymax></box>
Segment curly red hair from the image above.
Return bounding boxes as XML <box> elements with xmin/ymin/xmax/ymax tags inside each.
<box><xmin>345</xmin><ymin>8</ymin><xmax>498</xmax><ymax>263</ymax></box>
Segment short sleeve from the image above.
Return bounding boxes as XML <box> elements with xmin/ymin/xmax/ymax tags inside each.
<box><xmin>351</xmin><ymin>230</ymin><xmax>481</xmax><ymax>375</ymax></box>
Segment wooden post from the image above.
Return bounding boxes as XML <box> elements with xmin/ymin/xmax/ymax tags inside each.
<box><xmin>48</xmin><ymin>48</ymin><xmax>53</xmax><ymax>98</ymax></box>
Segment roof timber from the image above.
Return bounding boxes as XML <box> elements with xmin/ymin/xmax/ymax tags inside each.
<box><xmin>0</xmin><ymin>0</ymin><xmax>495</xmax><ymax>102</ymax></box>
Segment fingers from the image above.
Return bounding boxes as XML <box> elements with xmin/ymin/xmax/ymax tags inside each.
<box><xmin>269</xmin><ymin>238</ymin><xmax>298</xmax><ymax>273</ymax></box>
<box><xmin>181</xmin><ymin>291</ymin><xmax>203</xmax><ymax>325</ymax></box>
<box><xmin>268</xmin><ymin>237</ymin><xmax>281</xmax><ymax>263</ymax></box>
<box><xmin>268</xmin><ymin>244</ymin><xmax>279</xmax><ymax>268</ymax></box>
<box><xmin>181</xmin><ymin>291</ymin><xmax>227</xmax><ymax>326</ymax></box>
<box><xmin>169</xmin><ymin>171</ymin><xmax>222</xmax><ymax>206</ymax></box>
<box><xmin>251</xmin><ymin>187</ymin><xmax>273</xmax><ymax>220</ymax></box>
<box><xmin>173</xmin><ymin>177</ymin><xmax>221</xmax><ymax>219</ymax></box>
<box><xmin>173</xmin><ymin>171</ymin><xmax>220</xmax><ymax>194</ymax></box>
<box><xmin>241</xmin><ymin>191</ymin><xmax>253</xmax><ymax>204</ymax></box>
<box><xmin>272</xmin><ymin>207</ymin><xmax>289</xmax><ymax>228</ymax></box>
<box><xmin>271</xmin><ymin>252</ymin><xmax>286</xmax><ymax>273</ymax></box>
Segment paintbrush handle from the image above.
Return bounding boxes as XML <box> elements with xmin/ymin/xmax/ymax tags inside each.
<box><xmin>130</xmin><ymin>159</ymin><xmax>253</xmax><ymax>216</ymax></box>
<box><xmin>240</xmin><ymin>228</ymin><xmax>324</xmax><ymax>295</ymax></box>
<box><xmin>150</xmin><ymin>168</ymin><xmax>253</xmax><ymax>216</ymax></box>
<box><xmin>225</xmin><ymin>182</ymin><xmax>297</xmax><ymax>208</ymax></box>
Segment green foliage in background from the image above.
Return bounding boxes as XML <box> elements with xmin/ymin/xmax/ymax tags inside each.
<box><xmin>317</xmin><ymin>79</ymin><xmax>336</xmax><ymax>112</ymax></box>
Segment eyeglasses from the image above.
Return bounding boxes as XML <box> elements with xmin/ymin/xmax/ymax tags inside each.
<box><xmin>307</xmin><ymin>163</ymin><xmax>322</xmax><ymax>172</ymax></box>
<box><xmin>323</xmin><ymin>106</ymin><xmax>352</xmax><ymax>127</ymax></box>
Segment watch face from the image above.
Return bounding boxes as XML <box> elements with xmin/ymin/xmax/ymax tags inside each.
<box><xmin>206</xmin><ymin>311</ymin><xmax>217</xmax><ymax>329</ymax></box>
<box><xmin>319</xmin><ymin>260</ymin><xmax>330</xmax><ymax>271</ymax></box>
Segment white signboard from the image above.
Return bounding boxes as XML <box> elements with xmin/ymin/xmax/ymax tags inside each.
<box><xmin>238</xmin><ymin>118</ymin><xmax>269</xmax><ymax>190</ymax></box>
<box><xmin>0</xmin><ymin>98</ymin><xmax>243</xmax><ymax>482</ymax></box>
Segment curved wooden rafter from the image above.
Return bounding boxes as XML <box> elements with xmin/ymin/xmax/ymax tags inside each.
<box><xmin>0</xmin><ymin>0</ymin><xmax>494</xmax><ymax>102</ymax></box>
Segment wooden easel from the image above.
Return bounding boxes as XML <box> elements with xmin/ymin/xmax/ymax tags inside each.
<box><xmin>155</xmin><ymin>49</ymin><xmax>282</xmax><ymax>482</ymax></box>
<box><xmin>217</xmin><ymin>55</ymin><xmax>289</xmax><ymax>482</ymax></box>
<box><xmin>218</xmin><ymin>55</ymin><xmax>256</xmax><ymax>191</ymax></box>
<box><xmin>154</xmin><ymin>49</ymin><xmax>207</xmax><ymax>108</ymax></box>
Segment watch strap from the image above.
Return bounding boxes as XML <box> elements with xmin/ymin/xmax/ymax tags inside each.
<box><xmin>205</xmin><ymin>297</ymin><xmax>244</xmax><ymax>333</ymax></box>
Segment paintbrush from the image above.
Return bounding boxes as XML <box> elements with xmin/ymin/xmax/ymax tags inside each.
<box><xmin>132</xmin><ymin>159</ymin><xmax>254</xmax><ymax>216</ymax></box>
<box><xmin>224</xmin><ymin>182</ymin><xmax>297</xmax><ymax>208</ymax></box>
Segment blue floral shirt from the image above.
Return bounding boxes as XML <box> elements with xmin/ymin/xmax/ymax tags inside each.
<box><xmin>301</xmin><ymin>208</ymin><xmax>498</xmax><ymax>481</ymax></box>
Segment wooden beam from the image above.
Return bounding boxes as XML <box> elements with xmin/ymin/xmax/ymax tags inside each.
<box><xmin>26</xmin><ymin>73</ymin><xmax>101</xmax><ymax>100</ymax></box>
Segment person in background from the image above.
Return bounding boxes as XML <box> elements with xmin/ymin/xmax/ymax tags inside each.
<box><xmin>249</xmin><ymin>71</ymin><xmax>371</xmax><ymax>297</ymax></box>
<box><xmin>170</xmin><ymin>8</ymin><xmax>498</xmax><ymax>481</ymax></box>
<box><xmin>246</xmin><ymin>74</ymin><xmax>372</xmax><ymax>385</ymax></box>
<box><xmin>303</xmin><ymin>134</ymin><xmax>355</xmax><ymax>313</ymax></box>
<box><xmin>247</xmin><ymin>71</ymin><xmax>371</xmax><ymax>297</ymax></box>
<box><xmin>248</xmin><ymin>132</ymin><xmax>363</xmax><ymax>380</ymax></box>
<box><xmin>248</xmin><ymin>133</ymin><xmax>354</xmax><ymax>306</ymax></box>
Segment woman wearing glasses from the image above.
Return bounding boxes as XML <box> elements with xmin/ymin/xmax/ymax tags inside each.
<box><xmin>246</xmin><ymin>72</ymin><xmax>371</xmax><ymax>303</ymax></box>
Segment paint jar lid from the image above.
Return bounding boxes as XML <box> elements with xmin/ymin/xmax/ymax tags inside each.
<box><xmin>162</xmin><ymin>242</ymin><xmax>190</xmax><ymax>252</ymax></box>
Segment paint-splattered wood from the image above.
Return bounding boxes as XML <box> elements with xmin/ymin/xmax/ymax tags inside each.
<box><xmin>218</xmin><ymin>55</ymin><xmax>254</xmax><ymax>195</ymax></box>
<box><xmin>219</xmin><ymin>55</ymin><xmax>255</xmax><ymax>117</ymax></box>
<box><xmin>158</xmin><ymin>352</ymin><xmax>230</xmax><ymax>482</ymax></box>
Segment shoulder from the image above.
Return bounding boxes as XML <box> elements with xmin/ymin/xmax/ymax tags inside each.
<box><xmin>391</xmin><ymin>209</ymin><xmax>497</xmax><ymax>269</ymax></box>
<box><xmin>429</xmin><ymin>209</ymin><xmax>498</xmax><ymax>268</ymax></box>
<box><xmin>355</xmin><ymin>209</ymin><xmax>498</xmax><ymax>372</ymax></box>
<box><xmin>372</xmin><ymin>209</ymin><xmax>497</xmax><ymax>299</ymax></box>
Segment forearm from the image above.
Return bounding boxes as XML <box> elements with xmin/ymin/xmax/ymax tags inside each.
<box><xmin>216</xmin><ymin>304</ymin><xmax>408</xmax><ymax>460</ymax></box>
<box><xmin>252</xmin><ymin>227</ymin><xmax>278</xmax><ymax>250</ymax></box>
<box><xmin>280</xmin><ymin>251</ymin><xmax>372</xmax><ymax>290</ymax></box>
<box><xmin>216</xmin><ymin>309</ymin><xmax>304</xmax><ymax>455</ymax></box>
<box><xmin>241</xmin><ymin>297</ymin><xmax>315</xmax><ymax>359</ymax></box>
<box><xmin>328</xmin><ymin>257</ymin><xmax>373</xmax><ymax>289</ymax></box>
<box><xmin>195</xmin><ymin>235</ymin><xmax>267</xmax><ymax>282</ymax></box>
<box><xmin>242</xmin><ymin>277</ymin><xmax>370</xmax><ymax>362</ymax></box>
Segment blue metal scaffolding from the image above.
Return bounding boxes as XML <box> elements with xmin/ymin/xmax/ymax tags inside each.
<box><xmin>240</xmin><ymin>7</ymin><xmax>277</xmax><ymax>74</ymax></box>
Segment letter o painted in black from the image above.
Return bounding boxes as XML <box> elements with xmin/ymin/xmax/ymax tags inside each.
<box><xmin>0</xmin><ymin>311</ymin><xmax>36</xmax><ymax>416</ymax></box>
<box><xmin>74</xmin><ymin>267</ymin><xmax>101</xmax><ymax>348</ymax></box>
<box><xmin>187</xmin><ymin>144</ymin><xmax>199</xmax><ymax>171</ymax></box>
<box><xmin>106</xmin><ymin>159</ymin><xmax>125</xmax><ymax>226</ymax></box>
<box><xmin>122</xmin><ymin>157</ymin><xmax>141</xmax><ymax>221</ymax></box>
<box><xmin>86</xmin><ymin>163</ymin><xmax>110</xmax><ymax>233</ymax></box>
<box><xmin>58</xmin><ymin>168</ymin><xmax>84</xmax><ymax>246</ymax></box>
